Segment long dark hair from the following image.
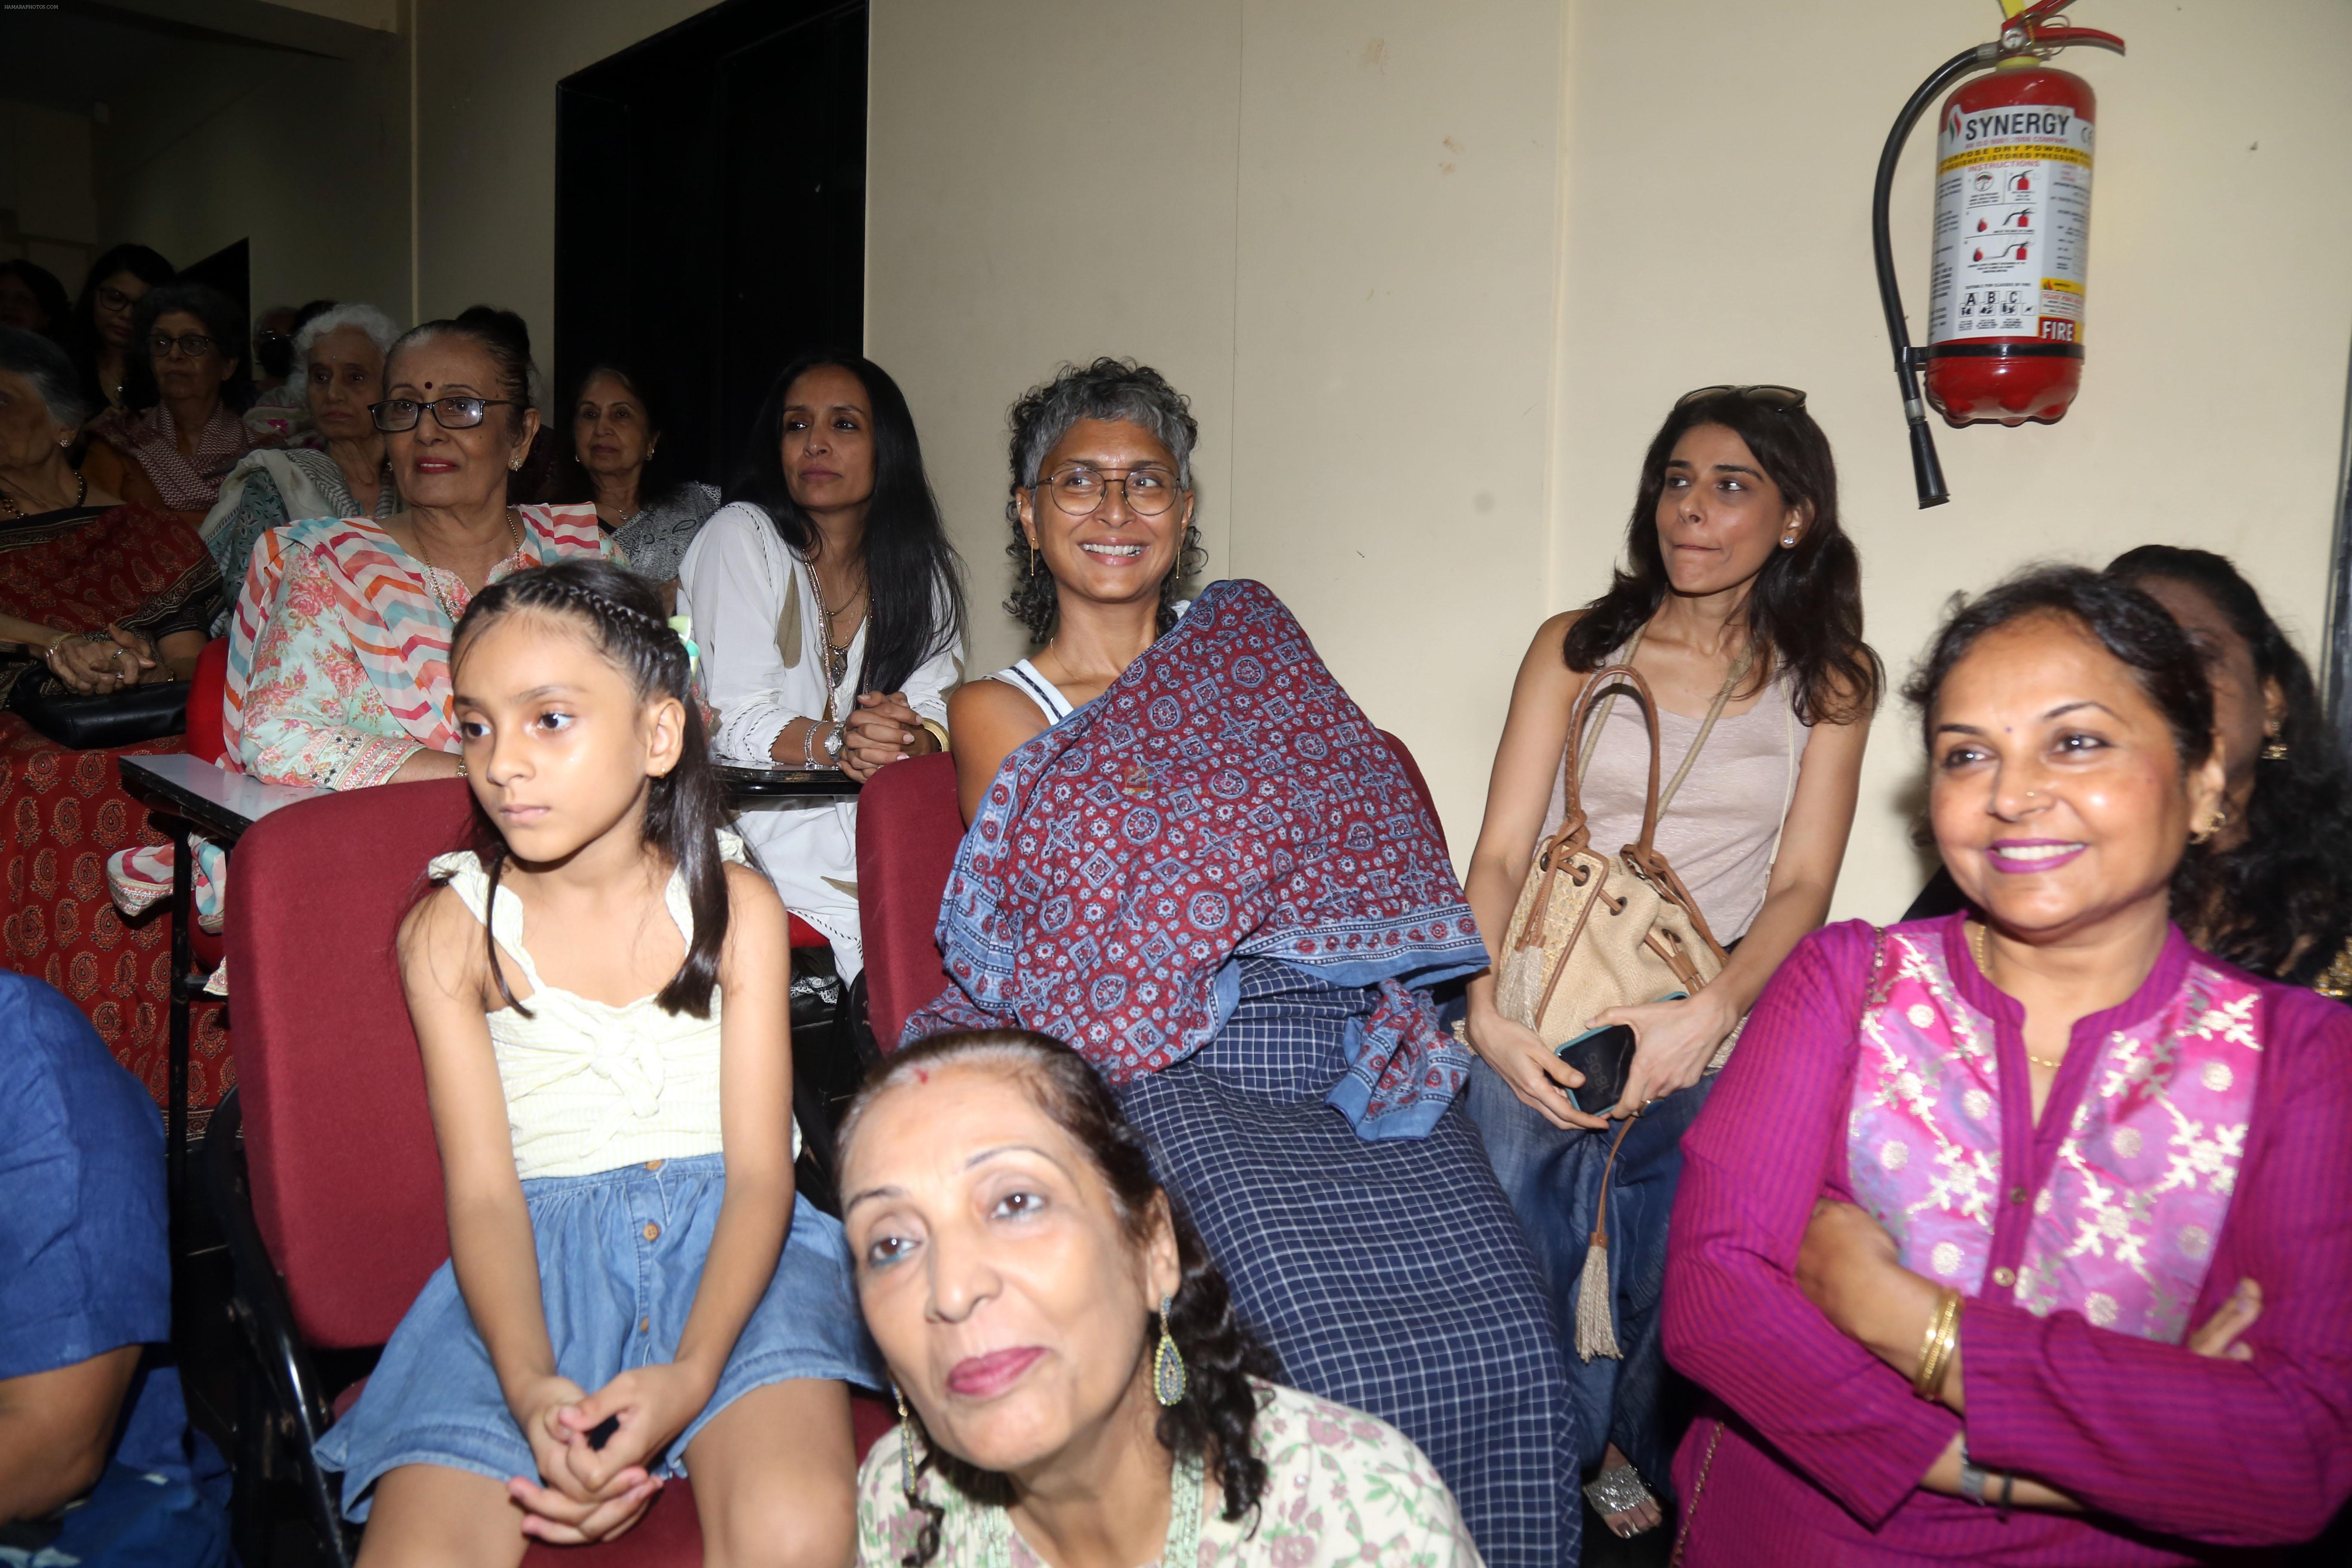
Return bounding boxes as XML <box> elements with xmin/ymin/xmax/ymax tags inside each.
<box><xmin>1002</xmin><ymin>358</ymin><xmax>1204</xmax><ymax>643</ymax></box>
<box><xmin>838</xmin><ymin>1030</ymin><xmax>1279</xmax><ymax>1567</ymax></box>
<box><xmin>0</xmin><ymin>259</ymin><xmax>74</xmax><ymax>347</ymax></box>
<box><xmin>2105</xmin><ymin>545</ymin><xmax>2352</xmax><ymax>983</ymax></box>
<box><xmin>446</xmin><ymin>559</ymin><xmax>732</xmax><ymax>1016</ymax></box>
<box><xmin>1561</xmin><ymin>389</ymin><xmax>1879</xmax><ymax>725</ymax></box>
<box><xmin>125</xmin><ymin>281</ymin><xmax>253</xmax><ymax>414</ymax></box>
<box><xmin>726</xmin><ymin>353</ymin><xmax>965</xmax><ymax>696</ymax></box>
<box><xmin>69</xmin><ymin>242</ymin><xmax>172</xmax><ymax>410</ymax></box>
<box><xmin>554</xmin><ymin>361</ymin><xmax>683</xmax><ymax>511</ymax></box>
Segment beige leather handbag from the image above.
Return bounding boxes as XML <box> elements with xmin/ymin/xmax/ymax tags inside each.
<box><xmin>1493</xmin><ymin>659</ymin><xmax>1735</xmax><ymax>1047</ymax></box>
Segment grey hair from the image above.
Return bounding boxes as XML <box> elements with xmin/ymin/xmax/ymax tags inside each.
<box><xmin>0</xmin><ymin>325</ymin><xmax>93</xmax><ymax>431</ymax></box>
<box><xmin>1002</xmin><ymin>358</ymin><xmax>1205</xmax><ymax>642</ymax></box>
<box><xmin>1008</xmin><ymin>358</ymin><xmax>1197</xmax><ymax>492</ymax></box>
<box><xmin>295</xmin><ymin>303</ymin><xmax>401</xmax><ymax>371</ymax></box>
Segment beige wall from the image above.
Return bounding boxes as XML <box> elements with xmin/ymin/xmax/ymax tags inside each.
<box><xmin>410</xmin><ymin>0</ymin><xmax>712</xmax><ymax>340</ymax></box>
<box><xmin>0</xmin><ymin>98</ymin><xmax>99</xmax><ymax>288</ymax></box>
<box><xmin>869</xmin><ymin>0</ymin><xmax>1568</xmax><ymax>860</ymax></box>
<box><xmin>871</xmin><ymin>0</ymin><xmax>2352</xmax><ymax>919</ymax></box>
<box><xmin>100</xmin><ymin>26</ymin><xmax>411</xmax><ymax>322</ymax></box>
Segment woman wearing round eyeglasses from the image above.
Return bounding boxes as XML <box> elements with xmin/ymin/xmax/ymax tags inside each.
<box><xmin>1457</xmin><ymin>385</ymin><xmax>1880</xmax><ymax>1539</ymax></box>
<box><xmin>81</xmin><ymin>282</ymin><xmax>258</xmax><ymax>524</ymax></box>
<box><xmin>215</xmin><ymin>312</ymin><xmax>615</xmax><ymax>788</ymax></box>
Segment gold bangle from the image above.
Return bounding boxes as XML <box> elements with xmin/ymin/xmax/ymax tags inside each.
<box><xmin>917</xmin><ymin>717</ymin><xmax>950</xmax><ymax>754</ymax></box>
<box><xmin>1913</xmin><ymin>1287</ymin><xmax>1963</xmax><ymax>1400</ymax></box>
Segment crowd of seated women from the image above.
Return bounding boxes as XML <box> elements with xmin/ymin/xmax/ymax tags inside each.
<box><xmin>5</xmin><ymin>245</ymin><xmax>2352</xmax><ymax>1565</ymax></box>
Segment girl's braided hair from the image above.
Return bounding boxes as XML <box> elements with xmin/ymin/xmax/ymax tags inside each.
<box><xmin>836</xmin><ymin>1029</ymin><xmax>1280</xmax><ymax>1566</ymax></box>
<box><xmin>446</xmin><ymin>557</ymin><xmax>731</xmax><ymax>1016</ymax></box>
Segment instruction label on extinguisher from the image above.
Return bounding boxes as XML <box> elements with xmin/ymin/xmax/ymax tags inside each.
<box><xmin>1926</xmin><ymin>104</ymin><xmax>2093</xmax><ymax>346</ymax></box>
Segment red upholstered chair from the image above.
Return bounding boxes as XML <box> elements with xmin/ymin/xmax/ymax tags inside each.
<box><xmin>184</xmin><ymin>637</ymin><xmax>229</xmax><ymax>765</ymax></box>
<box><xmin>853</xmin><ymin>734</ymin><xmax>1447</xmax><ymax>1050</ymax></box>
<box><xmin>212</xmin><ymin>778</ymin><xmax>889</xmax><ymax>1565</ymax></box>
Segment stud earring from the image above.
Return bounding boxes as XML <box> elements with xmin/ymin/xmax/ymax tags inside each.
<box><xmin>1153</xmin><ymin>1294</ymin><xmax>1186</xmax><ymax>1407</ymax></box>
<box><xmin>2190</xmin><ymin>804</ymin><xmax>2230</xmax><ymax>845</ymax></box>
<box><xmin>1779</xmin><ymin>533</ymin><xmax>1797</xmax><ymax>548</ymax></box>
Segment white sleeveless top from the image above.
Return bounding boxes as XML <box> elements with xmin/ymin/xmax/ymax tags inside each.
<box><xmin>429</xmin><ymin>831</ymin><xmax>793</xmax><ymax>1180</ymax></box>
<box><xmin>987</xmin><ymin>658</ymin><xmax>1076</xmax><ymax>723</ymax></box>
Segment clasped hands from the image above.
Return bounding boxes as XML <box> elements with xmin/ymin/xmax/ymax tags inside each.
<box><xmin>1466</xmin><ymin>987</ymin><xmax>1738</xmax><ymax>1132</ymax></box>
<box><xmin>834</xmin><ymin>690</ymin><xmax>935</xmax><ymax>781</ymax></box>
<box><xmin>509</xmin><ymin>1362</ymin><xmax>712</xmax><ymax>1543</ymax></box>
<box><xmin>41</xmin><ymin>623</ymin><xmax>167</xmax><ymax>696</ymax></box>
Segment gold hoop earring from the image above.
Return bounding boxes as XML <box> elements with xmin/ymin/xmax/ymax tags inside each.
<box><xmin>1153</xmin><ymin>1294</ymin><xmax>1186</xmax><ymax>1407</ymax></box>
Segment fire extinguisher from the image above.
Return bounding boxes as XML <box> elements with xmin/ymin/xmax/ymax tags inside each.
<box><xmin>1872</xmin><ymin>0</ymin><xmax>2124</xmax><ymax>507</ymax></box>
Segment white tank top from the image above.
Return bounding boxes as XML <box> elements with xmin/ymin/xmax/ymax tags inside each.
<box><xmin>428</xmin><ymin>830</ymin><xmax>795</xmax><ymax>1179</ymax></box>
<box><xmin>987</xmin><ymin>658</ymin><xmax>1076</xmax><ymax>723</ymax></box>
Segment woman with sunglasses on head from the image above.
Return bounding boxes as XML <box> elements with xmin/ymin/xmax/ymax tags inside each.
<box><xmin>66</xmin><ymin>244</ymin><xmax>172</xmax><ymax>417</ymax></box>
<box><xmin>1458</xmin><ymin>385</ymin><xmax>1879</xmax><ymax>1540</ymax></box>
<box><xmin>677</xmin><ymin>353</ymin><xmax>964</xmax><ymax>983</ymax></box>
<box><xmin>81</xmin><ymin>282</ymin><xmax>259</xmax><ymax>525</ymax></box>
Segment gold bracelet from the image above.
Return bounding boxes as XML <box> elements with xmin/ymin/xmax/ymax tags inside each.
<box><xmin>917</xmin><ymin>717</ymin><xmax>950</xmax><ymax>754</ymax></box>
<box><xmin>1913</xmin><ymin>1287</ymin><xmax>1963</xmax><ymax>1400</ymax></box>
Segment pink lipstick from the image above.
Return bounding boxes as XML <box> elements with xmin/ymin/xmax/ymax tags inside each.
<box><xmin>1985</xmin><ymin>838</ymin><xmax>2086</xmax><ymax>874</ymax></box>
<box><xmin>945</xmin><ymin>1347</ymin><xmax>1046</xmax><ymax>1399</ymax></box>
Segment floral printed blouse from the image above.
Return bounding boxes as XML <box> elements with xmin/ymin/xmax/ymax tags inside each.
<box><xmin>856</xmin><ymin>1380</ymin><xmax>1482</xmax><ymax>1567</ymax></box>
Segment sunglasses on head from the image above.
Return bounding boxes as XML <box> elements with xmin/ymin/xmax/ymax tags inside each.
<box><xmin>1674</xmin><ymin>384</ymin><xmax>1808</xmax><ymax>413</ymax></box>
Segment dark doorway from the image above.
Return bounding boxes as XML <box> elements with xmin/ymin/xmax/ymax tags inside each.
<box><xmin>556</xmin><ymin>0</ymin><xmax>867</xmax><ymax>492</ymax></box>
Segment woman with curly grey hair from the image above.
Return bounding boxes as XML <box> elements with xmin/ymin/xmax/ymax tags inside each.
<box><xmin>932</xmin><ymin>358</ymin><xmax>1579</xmax><ymax>1566</ymax></box>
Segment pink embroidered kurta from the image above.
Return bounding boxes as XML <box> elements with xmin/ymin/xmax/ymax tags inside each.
<box><xmin>222</xmin><ymin>505</ymin><xmax>611</xmax><ymax>788</ymax></box>
<box><xmin>1664</xmin><ymin>915</ymin><xmax>2352</xmax><ymax>1565</ymax></box>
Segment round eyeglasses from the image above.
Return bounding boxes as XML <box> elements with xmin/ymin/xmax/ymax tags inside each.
<box><xmin>371</xmin><ymin>396</ymin><xmax>520</xmax><ymax>433</ymax></box>
<box><xmin>1036</xmin><ymin>463</ymin><xmax>1183</xmax><ymax>518</ymax></box>
<box><xmin>149</xmin><ymin>333</ymin><xmax>218</xmax><ymax>360</ymax></box>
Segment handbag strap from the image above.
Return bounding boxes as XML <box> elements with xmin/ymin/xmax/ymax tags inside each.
<box><xmin>1566</xmin><ymin>633</ymin><xmax>1755</xmax><ymax>860</ymax></box>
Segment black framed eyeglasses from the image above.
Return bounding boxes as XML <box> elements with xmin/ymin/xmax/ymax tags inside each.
<box><xmin>371</xmin><ymin>396</ymin><xmax>519</xmax><ymax>433</ymax></box>
<box><xmin>149</xmin><ymin>333</ymin><xmax>218</xmax><ymax>360</ymax></box>
<box><xmin>1036</xmin><ymin>463</ymin><xmax>1183</xmax><ymax>518</ymax></box>
<box><xmin>96</xmin><ymin>285</ymin><xmax>138</xmax><ymax>313</ymax></box>
<box><xmin>1675</xmin><ymin>384</ymin><xmax>1808</xmax><ymax>413</ymax></box>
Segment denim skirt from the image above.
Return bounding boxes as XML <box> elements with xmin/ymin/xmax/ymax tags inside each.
<box><xmin>314</xmin><ymin>1154</ymin><xmax>880</xmax><ymax>1520</ymax></box>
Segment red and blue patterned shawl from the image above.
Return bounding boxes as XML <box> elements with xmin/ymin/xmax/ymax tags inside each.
<box><xmin>906</xmin><ymin>579</ymin><xmax>1485</xmax><ymax>1139</ymax></box>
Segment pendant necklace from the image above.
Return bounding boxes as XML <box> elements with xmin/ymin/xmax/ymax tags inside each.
<box><xmin>980</xmin><ymin>1449</ymin><xmax>1203</xmax><ymax>1568</ymax></box>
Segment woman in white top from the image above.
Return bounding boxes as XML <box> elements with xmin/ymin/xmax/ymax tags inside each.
<box><xmin>679</xmin><ymin>354</ymin><xmax>965</xmax><ymax>979</ymax></box>
<box><xmin>1460</xmin><ymin>386</ymin><xmax>1879</xmax><ymax>1538</ymax></box>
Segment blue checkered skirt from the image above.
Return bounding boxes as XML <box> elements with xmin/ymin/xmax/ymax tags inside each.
<box><xmin>1118</xmin><ymin>959</ymin><xmax>1579</xmax><ymax>1568</ymax></box>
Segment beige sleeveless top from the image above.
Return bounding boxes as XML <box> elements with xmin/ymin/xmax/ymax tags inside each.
<box><xmin>1540</xmin><ymin>661</ymin><xmax>1809</xmax><ymax>945</ymax></box>
<box><xmin>429</xmin><ymin>830</ymin><xmax>795</xmax><ymax>1180</ymax></box>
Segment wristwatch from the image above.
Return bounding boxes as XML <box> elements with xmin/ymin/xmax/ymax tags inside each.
<box><xmin>822</xmin><ymin>721</ymin><xmax>847</xmax><ymax>765</ymax></box>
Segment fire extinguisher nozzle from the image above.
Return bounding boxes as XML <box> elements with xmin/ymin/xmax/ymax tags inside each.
<box><xmin>1908</xmin><ymin>419</ymin><xmax>1952</xmax><ymax>508</ymax></box>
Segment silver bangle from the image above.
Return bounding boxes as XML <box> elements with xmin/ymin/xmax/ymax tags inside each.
<box><xmin>1958</xmin><ymin>1440</ymin><xmax>1991</xmax><ymax>1506</ymax></box>
<box><xmin>801</xmin><ymin>719</ymin><xmax>819</xmax><ymax>770</ymax></box>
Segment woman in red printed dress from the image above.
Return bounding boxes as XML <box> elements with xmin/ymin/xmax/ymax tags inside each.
<box><xmin>0</xmin><ymin>327</ymin><xmax>227</xmax><ymax>1105</ymax></box>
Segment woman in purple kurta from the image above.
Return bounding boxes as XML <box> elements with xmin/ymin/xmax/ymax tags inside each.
<box><xmin>1662</xmin><ymin>567</ymin><xmax>2352</xmax><ymax>1565</ymax></box>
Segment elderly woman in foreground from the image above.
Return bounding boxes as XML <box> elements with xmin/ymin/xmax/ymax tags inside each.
<box><xmin>922</xmin><ymin>359</ymin><xmax>1576</xmax><ymax>1566</ymax></box>
<box><xmin>1661</xmin><ymin>567</ymin><xmax>2352</xmax><ymax>1564</ymax></box>
<box><xmin>199</xmin><ymin>303</ymin><xmax>402</xmax><ymax>628</ymax></box>
<box><xmin>842</xmin><ymin>1029</ymin><xmax>1482</xmax><ymax>1566</ymax></box>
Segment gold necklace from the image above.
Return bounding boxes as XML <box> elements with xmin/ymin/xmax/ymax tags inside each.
<box><xmin>1968</xmin><ymin>921</ymin><xmax>2067</xmax><ymax>1070</ymax></box>
<box><xmin>0</xmin><ymin>467</ymin><xmax>87</xmax><ymax>519</ymax></box>
<box><xmin>416</xmin><ymin>507</ymin><xmax>524</xmax><ymax>624</ymax></box>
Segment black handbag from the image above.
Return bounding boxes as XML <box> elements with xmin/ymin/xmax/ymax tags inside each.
<box><xmin>14</xmin><ymin>678</ymin><xmax>190</xmax><ymax>750</ymax></box>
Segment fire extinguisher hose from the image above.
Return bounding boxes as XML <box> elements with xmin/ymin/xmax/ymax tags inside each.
<box><xmin>1871</xmin><ymin>42</ymin><xmax>1997</xmax><ymax>511</ymax></box>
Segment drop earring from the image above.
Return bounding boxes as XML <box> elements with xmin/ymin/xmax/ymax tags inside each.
<box><xmin>1029</xmin><ymin>544</ymin><xmax>1040</xmax><ymax>578</ymax></box>
<box><xmin>1153</xmin><ymin>1295</ymin><xmax>1186</xmax><ymax>1407</ymax></box>
<box><xmin>2263</xmin><ymin>726</ymin><xmax>2289</xmax><ymax>762</ymax></box>
<box><xmin>895</xmin><ymin>1386</ymin><xmax>919</xmax><ymax>1498</ymax></box>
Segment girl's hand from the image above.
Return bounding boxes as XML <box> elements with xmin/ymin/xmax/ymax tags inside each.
<box><xmin>1464</xmin><ymin>998</ymin><xmax>1608</xmax><ymax>1132</ymax></box>
<box><xmin>1795</xmin><ymin>1198</ymin><xmax>1904</xmax><ymax>1339</ymax></box>
<box><xmin>840</xmin><ymin>691</ymin><xmax>928</xmax><ymax>779</ymax></box>
<box><xmin>2187</xmin><ymin>1278</ymin><xmax>2262</xmax><ymax>1361</ymax></box>
<box><xmin>1588</xmin><ymin>988</ymin><xmax>1740</xmax><ymax>1118</ymax></box>
<box><xmin>549</xmin><ymin>1362</ymin><xmax>715</xmax><ymax>1494</ymax></box>
<box><xmin>510</xmin><ymin>1375</ymin><xmax>660</xmax><ymax>1542</ymax></box>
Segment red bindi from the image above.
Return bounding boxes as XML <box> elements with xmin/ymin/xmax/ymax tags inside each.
<box><xmin>913</xmin><ymin>1068</ymin><xmax>929</xmax><ymax>1085</ymax></box>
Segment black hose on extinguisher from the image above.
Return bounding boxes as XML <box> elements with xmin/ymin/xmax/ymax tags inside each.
<box><xmin>1872</xmin><ymin>43</ymin><xmax>1995</xmax><ymax>510</ymax></box>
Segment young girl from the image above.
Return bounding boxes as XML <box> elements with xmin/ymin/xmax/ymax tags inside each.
<box><xmin>313</xmin><ymin>559</ymin><xmax>877</xmax><ymax>1565</ymax></box>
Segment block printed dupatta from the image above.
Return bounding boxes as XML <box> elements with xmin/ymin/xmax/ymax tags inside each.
<box><xmin>906</xmin><ymin>579</ymin><xmax>1488</xmax><ymax>1138</ymax></box>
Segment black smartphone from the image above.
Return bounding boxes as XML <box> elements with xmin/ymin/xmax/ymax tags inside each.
<box><xmin>1556</xmin><ymin>1024</ymin><xmax>1636</xmax><ymax>1114</ymax></box>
